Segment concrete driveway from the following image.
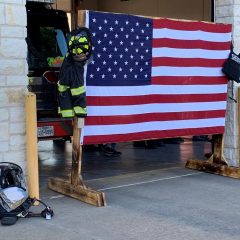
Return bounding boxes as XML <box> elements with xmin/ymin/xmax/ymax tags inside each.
<box><xmin>2</xmin><ymin>163</ymin><xmax>240</xmax><ymax>240</ymax></box>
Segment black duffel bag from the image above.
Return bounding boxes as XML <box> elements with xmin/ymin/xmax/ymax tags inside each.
<box><xmin>223</xmin><ymin>47</ymin><xmax>240</xmax><ymax>83</ymax></box>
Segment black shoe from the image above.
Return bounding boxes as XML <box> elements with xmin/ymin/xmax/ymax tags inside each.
<box><xmin>111</xmin><ymin>150</ymin><xmax>122</xmax><ymax>156</ymax></box>
<box><xmin>101</xmin><ymin>145</ymin><xmax>121</xmax><ymax>157</ymax></box>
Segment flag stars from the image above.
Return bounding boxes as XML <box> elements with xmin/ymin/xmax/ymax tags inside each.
<box><xmin>89</xmin><ymin>14</ymin><xmax>153</xmax><ymax>84</ymax></box>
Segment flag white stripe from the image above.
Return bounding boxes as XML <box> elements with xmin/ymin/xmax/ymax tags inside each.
<box><xmin>153</xmin><ymin>29</ymin><xmax>231</xmax><ymax>42</ymax></box>
<box><xmin>86</xmin><ymin>85</ymin><xmax>227</xmax><ymax>96</ymax></box>
<box><xmin>152</xmin><ymin>48</ymin><xmax>230</xmax><ymax>59</ymax></box>
<box><xmin>83</xmin><ymin>118</ymin><xmax>226</xmax><ymax>136</ymax></box>
<box><xmin>87</xmin><ymin>101</ymin><xmax>226</xmax><ymax>116</ymax></box>
<box><xmin>151</xmin><ymin>66</ymin><xmax>224</xmax><ymax>77</ymax></box>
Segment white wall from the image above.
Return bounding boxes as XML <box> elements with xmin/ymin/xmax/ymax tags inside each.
<box><xmin>0</xmin><ymin>0</ymin><xmax>28</xmax><ymax>171</ymax></box>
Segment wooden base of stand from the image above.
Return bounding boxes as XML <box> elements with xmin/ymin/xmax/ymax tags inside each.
<box><xmin>185</xmin><ymin>134</ymin><xmax>240</xmax><ymax>179</ymax></box>
<box><xmin>48</xmin><ymin>117</ymin><xmax>106</xmax><ymax>207</ymax></box>
<box><xmin>48</xmin><ymin>177</ymin><xmax>106</xmax><ymax>207</ymax></box>
<box><xmin>186</xmin><ymin>159</ymin><xmax>240</xmax><ymax>179</ymax></box>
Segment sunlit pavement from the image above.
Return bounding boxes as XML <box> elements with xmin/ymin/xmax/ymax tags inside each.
<box><xmin>3</xmin><ymin>139</ymin><xmax>240</xmax><ymax>240</ymax></box>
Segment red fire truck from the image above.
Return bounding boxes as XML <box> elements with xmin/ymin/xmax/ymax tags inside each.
<box><xmin>27</xmin><ymin>1</ymin><xmax>73</xmax><ymax>141</ymax></box>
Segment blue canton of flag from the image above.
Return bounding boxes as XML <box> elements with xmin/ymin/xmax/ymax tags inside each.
<box><xmin>86</xmin><ymin>11</ymin><xmax>153</xmax><ymax>86</ymax></box>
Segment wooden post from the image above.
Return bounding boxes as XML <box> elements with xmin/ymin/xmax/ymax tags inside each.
<box><xmin>238</xmin><ymin>87</ymin><xmax>240</xmax><ymax>166</ymax></box>
<box><xmin>25</xmin><ymin>93</ymin><xmax>39</xmax><ymax>200</ymax></box>
<box><xmin>71</xmin><ymin>117</ymin><xmax>85</xmax><ymax>186</ymax></box>
<box><xmin>71</xmin><ymin>0</ymin><xmax>81</xmax><ymax>29</ymax></box>
<box><xmin>48</xmin><ymin>117</ymin><xmax>106</xmax><ymax>207</ymax></box>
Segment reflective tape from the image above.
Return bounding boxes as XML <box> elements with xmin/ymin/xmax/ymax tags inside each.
<box><xmin>71</xmin><ymin>86</ymin><xmax>85</xmax><ymax>96</ymax></box>
<box><xmin>74</xmin><ymin>106</ymin><xmax>87</xmax><ymax>115</ymax></box>
<box><xmin>60</xmin><ymin>109</ymin><xmax>74</xmax><ymax>117</ymax></box>
<box><xmin>58</xmin><ymin>83</ymin><xmax>69</xmax><ymax>92</ymax></box>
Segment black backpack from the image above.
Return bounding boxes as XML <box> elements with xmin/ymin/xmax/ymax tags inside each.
<box><xmin>0</xmin><ymin>162</ymin><xmax>53</xmax><ymax>226</ymax></box>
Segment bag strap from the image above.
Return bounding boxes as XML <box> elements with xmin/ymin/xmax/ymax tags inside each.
<box><xmin>229</xmin><ymin>80</ymin><xmax>237</xmax><ymax>103</ymax></box>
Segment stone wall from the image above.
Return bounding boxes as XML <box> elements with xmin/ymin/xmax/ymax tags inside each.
<box><xmin>0</xmin><ymin>0</ymin><xmax>28</xmax><ymax>171</ymax></box>
<box><xmin>215</xmin><ymin>0</ymin><xmax>240</xmax><ymax>166</ymax></box>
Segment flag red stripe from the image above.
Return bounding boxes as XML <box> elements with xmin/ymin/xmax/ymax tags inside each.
<box><xmin>151</xmin><ymin>76</ymin><xmax>228</xmax><ymax>85</ymax></box>
<box><xmin>152</xmin><ymin>57</ymin><xmax>226</xmax><ymax>67</ymax></box>
<box><xmin>87</xmin><ymin>93</ymin><xmax>227</xmax><ymax>106</ymax></box>
<box><xmin>83</xmin><ymin>126</ymin><xmax>225</xmax><ymax>145</ymax></box>
<box><xmin>153</xmin><ymin>19</ymin><xmax>232</xmax><ymax>33</ymax></box>
<box><xmin>85</xmin><ymin>110</ymin><xmax>226</xmax><ymax>125</ymax></box>
<box><xmin>152</xmin><ymin>38</ymin><xmax>231</xmax><ymax>50</ymax></box>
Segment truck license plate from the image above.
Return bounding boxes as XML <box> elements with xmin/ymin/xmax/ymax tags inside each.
<box><xmin>37</xmin><ymin>126</ymin><xmax>54</xmax><ymax>138</ymax></box>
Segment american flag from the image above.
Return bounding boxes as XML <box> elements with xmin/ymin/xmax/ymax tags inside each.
<box><xmin>81</xmin><ymin>10</ymin><xmax>232</xmax><ymax>145</ymax></box>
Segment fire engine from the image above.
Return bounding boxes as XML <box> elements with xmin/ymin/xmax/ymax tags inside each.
<box><xmin>27</xmin><ymin>1</ymin><xmax>73</xmax><ymax>141</ymax></box>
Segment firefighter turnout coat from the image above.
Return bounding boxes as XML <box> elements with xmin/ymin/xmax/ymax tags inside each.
<box><xmin>58</xmin><ymin>55</ymin><xmax>87</xmax><ymax>118</ymax></box>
